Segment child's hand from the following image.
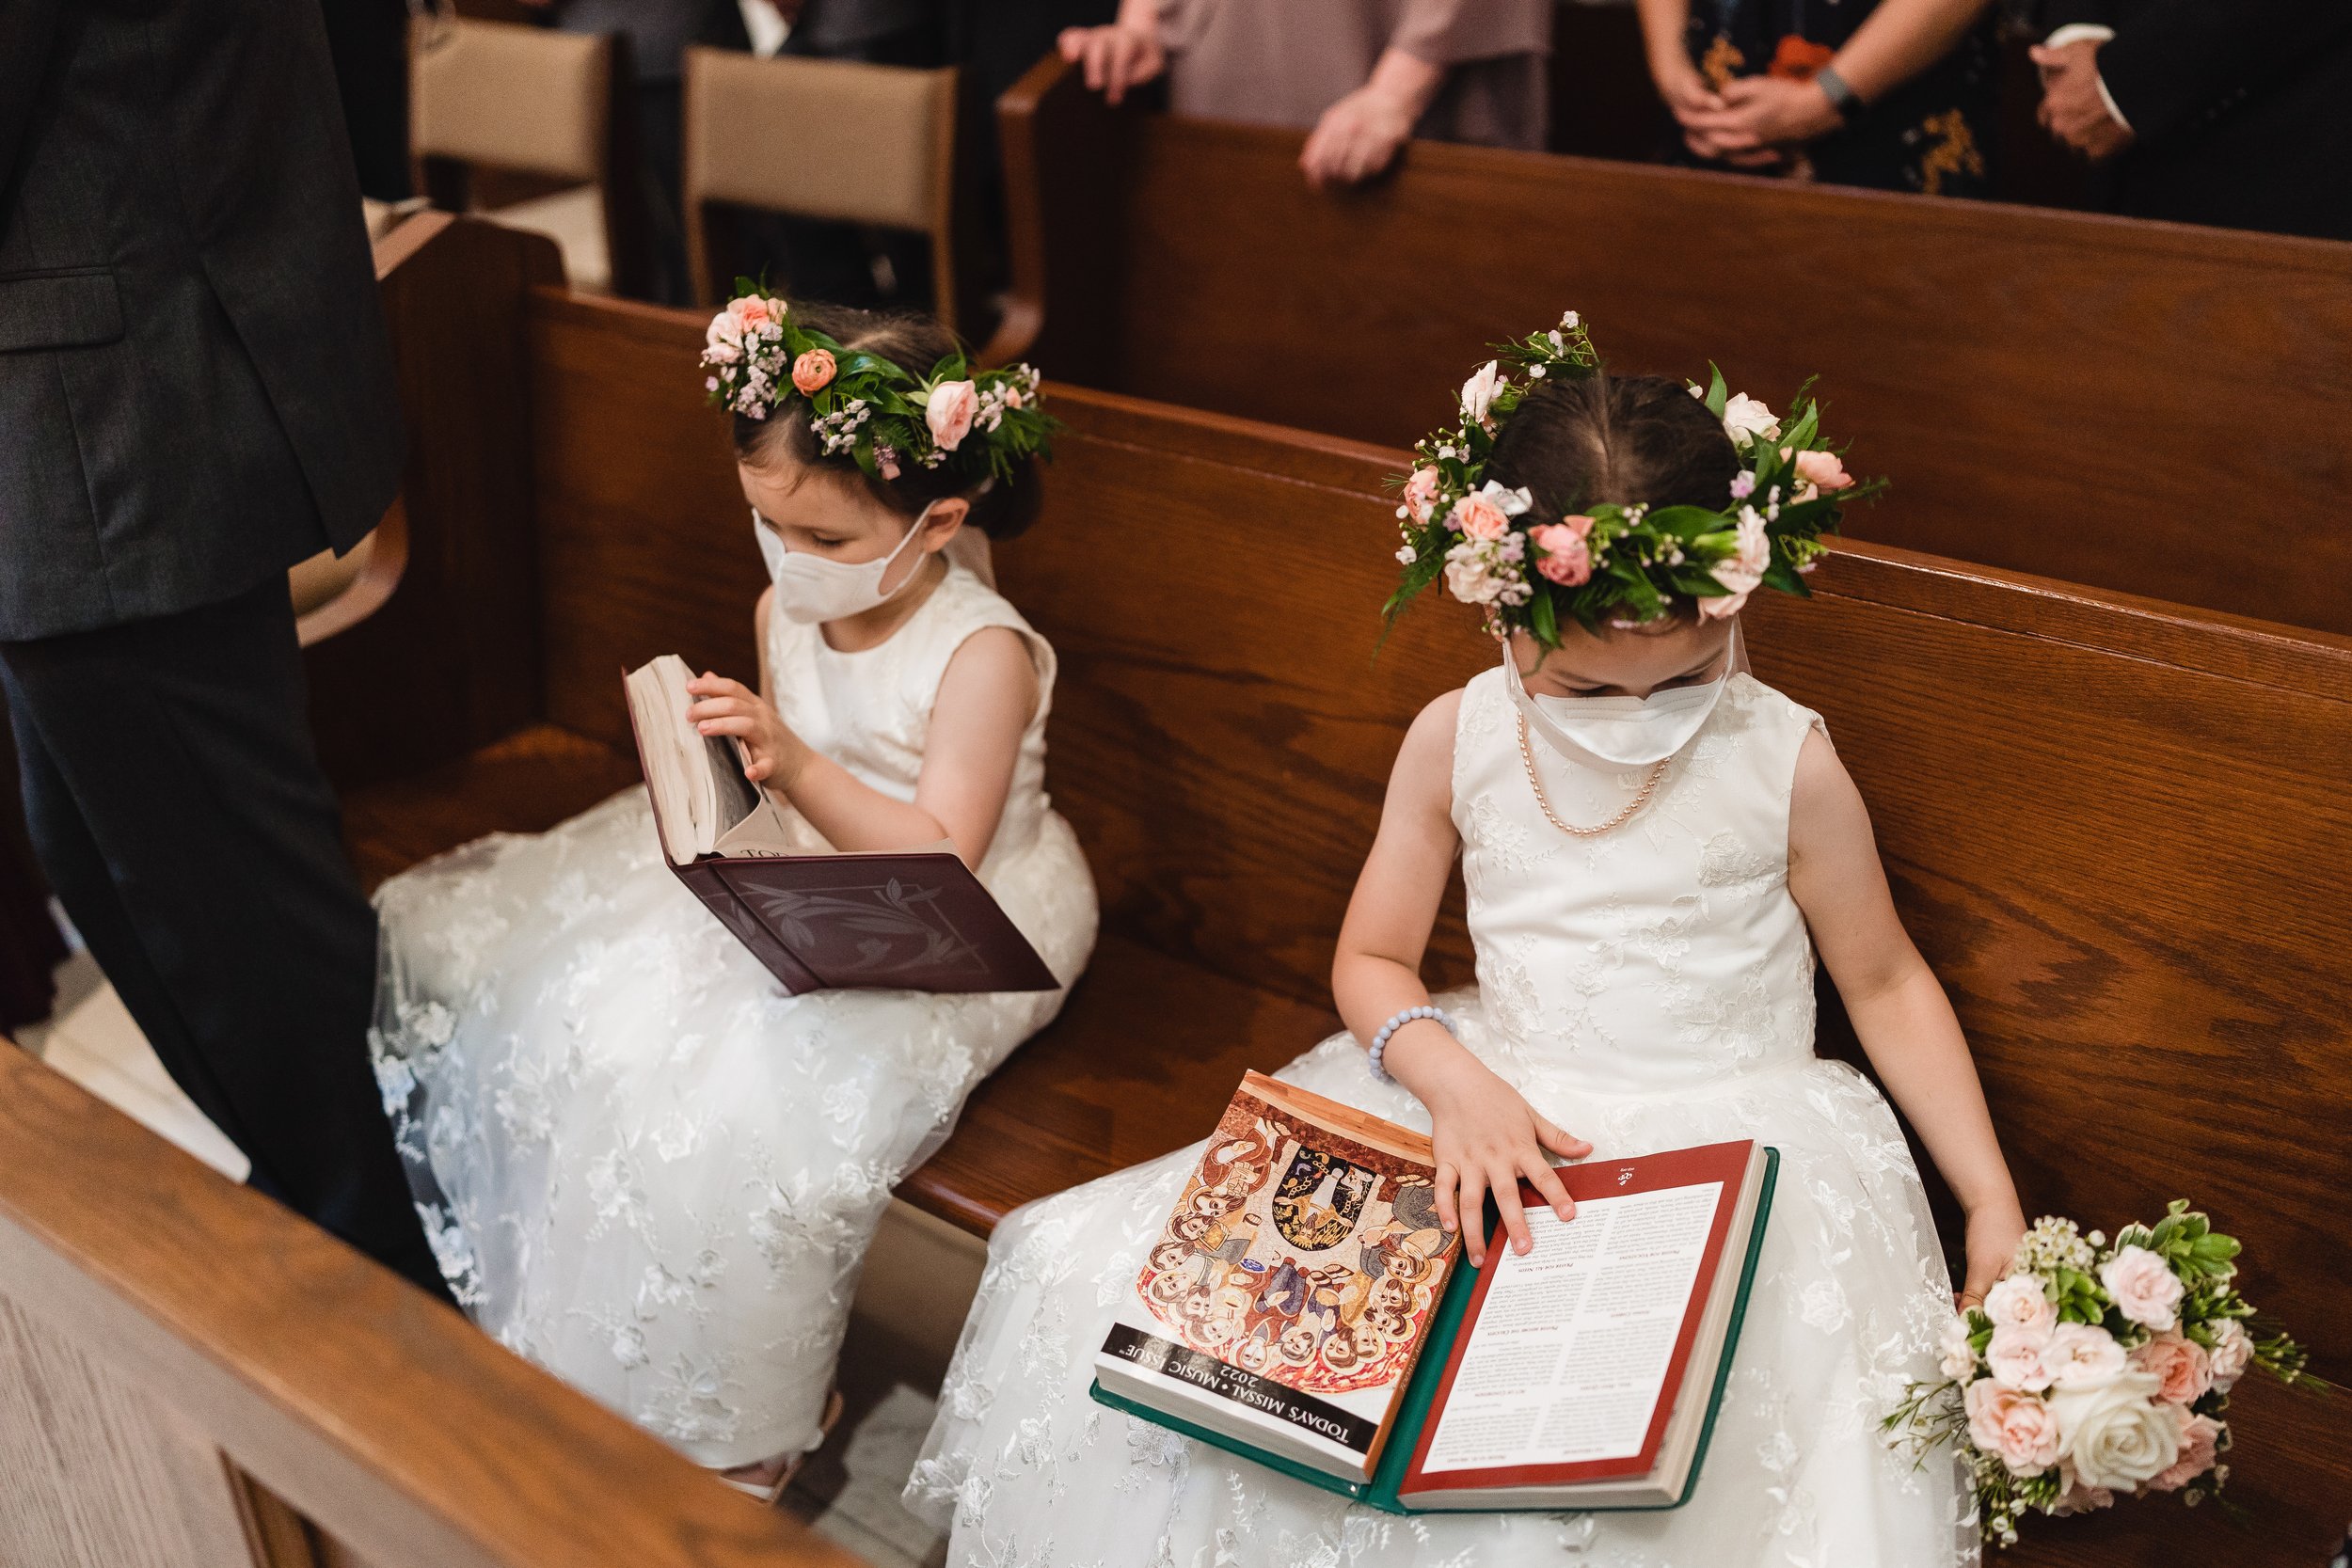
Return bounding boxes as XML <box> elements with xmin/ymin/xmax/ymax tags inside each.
<box><xmin>1956</xmin><ymin>1201</ymin><xmax>2028</xmax><ymax>1311</ymax></box>
<box><xmin>1390</xmin><ymin>1026</ymin><xmax>1592</xmax><ymax>1267</ymax></box>
<box><xmin>686</xmin><ymin>673</ymin><xmax>808</xmax><ymax>787</ymax></box>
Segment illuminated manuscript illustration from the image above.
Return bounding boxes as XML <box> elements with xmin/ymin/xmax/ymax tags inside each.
<box><xmin>1137</xmin><ymin>1092</ymin><xmax>1453</xmax><ymax>1396</ymax></box>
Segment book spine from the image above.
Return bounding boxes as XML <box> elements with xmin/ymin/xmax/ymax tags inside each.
<box><xmin>1100</xmin><ymin>1323</ymin><xmax>1381</xmax><ymax>1457</ymax></box>
<box><xmin>672</xmin><ymin>861</ymin><xmax>821</xmax><ymax>993</ymax></box>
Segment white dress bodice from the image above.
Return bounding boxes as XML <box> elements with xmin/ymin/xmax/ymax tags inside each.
<box><xmin>1454</xmin><ymin>667</ymin><xmax>1823</xmax><ymax>1096</ymax></box>
<box><xmin>764</xmin><ymin>561</ymin><xmax>1057</xmax><ymax>874</ymax></box>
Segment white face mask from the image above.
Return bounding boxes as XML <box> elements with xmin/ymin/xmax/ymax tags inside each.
<box><xmin>755</xmin><ymin>502</ymin><xmax>934</xmax><ymax>625</ymax></box>
<box><xmin>1501</xmin><ymin>626</ymin><xmax>1740</xmax><ymax>771</ymax></box>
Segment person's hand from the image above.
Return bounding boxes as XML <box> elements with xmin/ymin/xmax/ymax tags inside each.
<box><xmin>1057</xmin><ymin>23</ymin><xmax>1166</xmax><ymax>104</ymax></box>
<box><xmin>686</xmin><ymin>673</ymin><xmax>809</xmax><ymax>787</ymax></box>
<box><xmin>2030</xmin><ymin>40</ymin><xmax>2134</xmax><ymax>161</ymax></box>
<box><xmin>1679</xmin><ymin>74</ymin><xmax>1839</xmax><ymax>166</ymax></box>
<box><xmin>1955</xmin><ymin>1201</ymin><xmax>2028</xmax><ymax>1311</ymax></box>
<box><xmin>1386</xmin><ymin>1023</ymin><xmax>1591</xmax><ymax>1267</ymax></box>
<box><xmin>1299</xmin><ymin>82</ymin><xmax>1418</xmax><ymax>188</ymax></box>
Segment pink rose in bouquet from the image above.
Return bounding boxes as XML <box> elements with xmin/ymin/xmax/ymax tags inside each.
<box><xmin>2130</xmin><ymin>1331</ymin><xmax>2213</xmax><ymax>1406</ymax></box>
<box><xmin>2147</xmin><ymin>1412</ymin><xmax>2223</xmax><ymax>1494</ymax></box>
<box><xmin>2101</xmin><ymin>1245</ymin><xmax>2185</xmax><ymax>1331</ymax></box>
<box><xmin>1966</xmin><ymin>1381</ymin><xmax>2061</xmax><ymax>1475</ymax></box>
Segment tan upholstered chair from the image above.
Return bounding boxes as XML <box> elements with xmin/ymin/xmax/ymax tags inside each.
<box><xmin>682</xmin><ymin>47</ymin><xmax>961</xmax><ymax>328</ymax></box>
<box><xmin>408</xmin><ymin>17</ymin><xmax>647</xmax><ymax>296</ymax></box>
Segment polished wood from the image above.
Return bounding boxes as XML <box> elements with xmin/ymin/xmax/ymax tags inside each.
<box><xmin>0</xmin><ymin>1041</ymin><xmax>868</xmax><ymax>1568</ymax></box>
<box><xmin>990</xmin><ymin>51</ymin><xmax>2352</xmax><ymax>638</ymax></box>
<box><xmin>305</xmin><ymin>214</ymin><xmax>562</xmax><ymax>792</ymax></box>
<box><xmin>342</xmin><ymin>723</ymin><xmax>641</xmax><ymax>894</ymax></box>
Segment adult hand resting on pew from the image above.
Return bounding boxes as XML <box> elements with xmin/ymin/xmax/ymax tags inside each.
<box><xmin>915</xmin><ymin>319</ymin><xmax>2020</xmax><ymax>1564</ymax></box>
<box><xmin>366</xmin><ymin>296</ymin><xmax>1097</xmax><ymax>1502</ymax></box>
<box><xmin>1063</xmin><ymin>0</ymin><xmax>1552</xmax><ymax>184</ymax></box>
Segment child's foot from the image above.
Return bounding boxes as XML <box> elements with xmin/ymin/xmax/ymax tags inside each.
<box><xmin>715</xmin><ymin>1389</ymin><xmax>845</xmax><ymax>1505</ymax></box>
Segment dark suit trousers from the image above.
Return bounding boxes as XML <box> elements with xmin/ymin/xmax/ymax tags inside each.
<box><xmin>0</xmin><ymin>575</ymin><xmax>453</xmax><ymax>1305</ymax></box>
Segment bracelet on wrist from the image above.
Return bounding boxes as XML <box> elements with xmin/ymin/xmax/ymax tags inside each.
<box><xmin>1813</xmin><ymin>64</ymin><xmax>1865</xmax><ymax>125</ymax></box>
<box><xmin>1367</xmin><ymin>1005</ymin><xmax>1460</xmax><ymax>1085</ymax></box>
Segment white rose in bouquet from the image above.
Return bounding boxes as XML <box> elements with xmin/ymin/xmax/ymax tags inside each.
<box><xmin>2050</xmin><ymin>1370</ymin><xmax>2180</xmax><ymax>1490</ymax></box>
<box><xmin>1938</xmin><ymin>1315</ymin><xmax>1979</xmax><ymax>1380</ymax></box>
<box><xmin>1985</xmin><ymin>1275</ymin><xmax>2058</xmax><ymax>1336</ymax></box>
<box><xmin>2044</xmin><ymin>1323</ymin><xmax>2130</xmax><ymax>1388</ymax></box>
<box><xmin>2099</xmin><ymin>1244</ymin><xmax>2185</xmax><ymax>1331</ymax></box>
<box><xmin>1986</xmin><ymin>1324</ymin><xmax>2056</xmax><ymax>1391</ymax></box>
<box><xmin>2206</xmin><ymin>1319</ymin><xmax>2254</xmax><ymax>1392</ymax></box>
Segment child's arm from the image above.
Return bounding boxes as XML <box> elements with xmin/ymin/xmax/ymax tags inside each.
<box><xmin>1786</xmin><ymin>727</ymin><xmax>2026</xmax><ymax>1307</ymax></box>
<box><xmin>686</xmin><ymin>626</ymin><xmax>1038</xmax><ymax>867</ymax></box>
<box><xmin>1333</xmin><ymin>692</ymin><xmax>1591</xmax><ymax>1269</ymax></box>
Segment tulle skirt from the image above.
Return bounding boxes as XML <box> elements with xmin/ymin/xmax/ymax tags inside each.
<box><xmin>370</xmin><ymin>788</ymin><xmax>1097</xmax><ymax>1467</ymax></box>
<box><xmin>908</xmin><ymin>992</ymin><xmax>1978</xmax><ymax>1566</ymax></box>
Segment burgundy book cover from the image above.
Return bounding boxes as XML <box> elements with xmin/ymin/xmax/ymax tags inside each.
<box><xmin>626</xmin><ymin>671</ymin><xmax>1059</xmax><ymax>996</ymax></box>
<box><xmin>1396</xmin><ymin>1139</ymin><xmax>1759</xmax><ymax>1498</ymax></box>
<box><xmin>670</xmin><ymin>850</ymin><xmax>1059</xmax><ymax>995</ymax></box>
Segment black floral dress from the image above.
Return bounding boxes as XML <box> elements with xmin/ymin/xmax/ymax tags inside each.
<box><xmin>1677</xmin><ymin>0</ymin><xmax>1999</xmax><ymax>197</ymax></box>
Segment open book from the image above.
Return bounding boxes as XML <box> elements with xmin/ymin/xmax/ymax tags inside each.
<box><xmin>624</xmin><ymin>656</ymin><xmax>1059</xmax><ymax>995</ymax></box>
<box><xmin>1091</xmin><ymin>1072</ymin><xmax>1775</xmax><ymax>1513</ymax></box>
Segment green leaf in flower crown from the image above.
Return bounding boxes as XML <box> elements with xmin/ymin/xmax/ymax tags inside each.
<box><xmin>1703</xmin><ymin>362</ymin><xmax>1729</xmax><ymax>420</ymax></box>
<box><xmin>1781</xmin><ymin>399</ymin><xmax>1820</xmax><ymax>453</ymax></box>
<box><xmin>1527</xmin><ymin>582</ymin><xmax>1560</xmax><ymax>645</ymax></box>
<box><xmin>1648</xmin><ymin>505</ymin><xmax>1726</xmax><ymax>543</ymax></box>
<box><xmin>1760</xmin><ymin>553</ymin><xmax>1809</xmax><ymax>597</ymax></box>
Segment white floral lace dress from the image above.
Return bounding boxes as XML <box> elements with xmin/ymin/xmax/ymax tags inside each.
<box><xmin>370</xmin><ymin>564</ymin><xmax>1098</xmax><ymax>1468</ymax></box>
<box><xmin>909</xmin><ymin>669</ymin><xmax>1975</xmax><ymax>1567</ymax></box>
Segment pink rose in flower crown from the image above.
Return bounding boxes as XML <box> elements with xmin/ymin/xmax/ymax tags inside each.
<box><xmin>1791</xmin><ymin>448</ymin><xmax>1855</xmax><ymax>493</ymax></box>
<box><xmin>1986</xmin><ymin>1324</ymin><xmax>2057</xmax><ymax>1391</ymax></box>
<box><xmin>1402</xmin><ymin>466</ymin><xmax>1443</xmax><ymax>523</ymax></box>
<box><xmin>2146</xmin><ymin>1411</ymin><xmax>2222</xmax><ymax>1493</ymax></box>
<box><xmin>791</xmin><ymin>349</ymin><xmax>836</xmax><ymax>395</ymax></box>
<box><xmin>2100</xmin><ymin>1245</ymin><xmax>2185</xmax><ymax>1331</ymax></box>
<box><xmin>1531</xmin><ymin>516</ymin><xmax>1595</xmax><ymax>586</ymax></box>
<box><xmin>1451</xmin><ymin>490</ymin><xmax>1514</xmax><ymax>542</ymax></box>
<box><xmin>1984</xmin><ymin>1275</ymin><xmax>2058</xmax><ymax>1337</ymax></box>
<box><xmin>2131</xmin><ymin>1330</ymin><xmax>2214</xmax><ymax>1406</ymax></box>
<box><xmin>729</xmin><ymin>294</ymin><xmax>777</xmax><ymax>336</ymax></box>
<box><xmin>1964</xmin><ymin>1380</ymin><xmax>2062</xmax><ymax>1476</ymax></box>
<box><xmin>2206</xmin><ymin>1319</ymin><xmax>2253</xmax><ymax>1391</ymax></box>
<box><xmin>927</xmin><ymin>379</ymin><xmax>978</xmax><ymax>451</ymax></box>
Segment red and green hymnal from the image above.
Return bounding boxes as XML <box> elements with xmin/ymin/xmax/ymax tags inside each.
<box><xmin>1091</xmin><ymin>1071</ymin><xmax>1775</xmax><ymax>1513</ymax></box>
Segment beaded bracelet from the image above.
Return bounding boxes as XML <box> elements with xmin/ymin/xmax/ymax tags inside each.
<box><xmin>1368</xmin><ymin>1005</ymin><xmax>1459</xmax><ymax>1085</ymax></box>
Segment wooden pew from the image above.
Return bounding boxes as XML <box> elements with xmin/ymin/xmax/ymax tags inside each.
<box><xmin>983</xmin><ymin>52</ymin><xmax>2352</xmax><ymax>641</ymax></box>
<box><xmin>321</xmin><ymin>225</ymin><xmax>2346</xmax><ymax>1562</ymax></box>
<box><xmin>0</xmin><ymin>1039</ymin><xmax>863</xmax><ymax>1568</ymax></box>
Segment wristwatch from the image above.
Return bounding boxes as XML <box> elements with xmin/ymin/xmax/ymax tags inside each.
<box><xmin>1813</xmin><ymin>64</ymin><xmax>1865</xmax><ymax>125</ymax></box>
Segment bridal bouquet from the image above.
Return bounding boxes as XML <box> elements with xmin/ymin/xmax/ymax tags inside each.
<box><xmin>1886</xmin><ymin>1203</ymin><xmax>2317</xmax><ymax>1547</ymax></box>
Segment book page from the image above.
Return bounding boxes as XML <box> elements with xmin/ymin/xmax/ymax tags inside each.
<box><xmin>1416</xmin><ymin>1182</ymin><xmax>1722</xmax><ymax>1475</ymax></box>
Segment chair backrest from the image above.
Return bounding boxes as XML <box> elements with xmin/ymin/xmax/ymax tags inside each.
<box><xmin>0</xmin><ymin>1044</ymin><xmax>864</xmax><ymax>1568</ymax></box>
<box><xmin>987</xmin><ymin>53</ymin><xmax>2352</xmax><ymax>641</ymax></box>
<box><xmin>680</xmin><ymin>47</ymin><xmax>959</xmax><ymax>324</ymax></box>
<box><xmin>410</xmin><ymin>18</ymin><xmax>611</xmax><ymax>183</ymax></box>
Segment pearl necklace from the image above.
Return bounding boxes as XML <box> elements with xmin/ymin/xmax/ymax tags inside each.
<box><xmin>1515</xmin><ymin>714</ymin><xmax>1670</xmax><ymax>837</ymax></box>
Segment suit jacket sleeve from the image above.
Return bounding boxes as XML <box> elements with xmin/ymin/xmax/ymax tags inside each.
<box><xmin>2097</xmin><ymin>0</ymin><xmax>2352</xmax><ymax>145</ymax></box>
<box><xmin>0</xmin><ymin>0</ymin><xmax>61</xmax><ymax>195</ymax></box>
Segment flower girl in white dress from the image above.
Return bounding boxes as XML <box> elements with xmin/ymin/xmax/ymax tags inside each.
<box><xmin>910</xmin><ymin>319</ymin><xmax>2024</xmax><ymax>1565</ymax></box>
<box><xmin>370</xmin><ymin>296</ymin><xmax>1097</xmax><ymax>1495</ymax></box>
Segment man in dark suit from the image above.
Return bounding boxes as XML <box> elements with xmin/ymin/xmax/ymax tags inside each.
<box><xmin>0</xmin><ymin>1</ymin><xmax>453</xmax><ymax>1303</ymax></box>
<box><xmin>2030</xmin><ymin>0</ymin><xmax>2352</xmax><ymax>240</ymax></box>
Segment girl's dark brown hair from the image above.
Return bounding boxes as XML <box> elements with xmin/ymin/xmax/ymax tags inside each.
<box><xmin>1486</xmin><ymin>372</ymin><xmax>1740</xmax><ymax>520</ymax></box>
<box><xmin>731</xmin><ymin>302</ymin><xmax>1041</xmax><ymax>540</ymax></box>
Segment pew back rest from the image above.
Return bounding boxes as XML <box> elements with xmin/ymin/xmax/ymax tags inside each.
<box><xmin>991</xmin><ymin>54</ymin><xmax>2352</xmax><ymax>640</ymax></box>
<box><xmin>518</xmin><ymin>288</ymin><xmax>2346</xmax><ymax>1561</ymax></box>
<box><xmin>0</xmin><ymin>1044</ymin><xmax>860</xmax><ymax>1568</ymax></box>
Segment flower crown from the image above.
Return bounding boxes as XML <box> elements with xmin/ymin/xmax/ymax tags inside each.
<box><xmin>700</xmin><ymin>283</ymin><xmax>1055</xmax><ymax>484</ymax></box>
<box><xmin>1384</xmin><ymin>311</ymin><xmax>1882</xmax><ymax>643</ymax></box>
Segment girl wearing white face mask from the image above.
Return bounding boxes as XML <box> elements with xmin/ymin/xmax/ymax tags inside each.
<box><xmin>368</xmin><ymin>297</ymin><xmax>1097</xmax><ymax>1501</ymax></box>
<box><xmin>916</xmin><ymin>328</ymin><xmax>2018</xmax><ymax>1568</ymax></box>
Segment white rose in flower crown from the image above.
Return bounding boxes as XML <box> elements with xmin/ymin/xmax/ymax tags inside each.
<box><xmin>2100</xmin><ymin>1244</ymin><xmax>2186</xmax><ymax>1331</ymax></box>
<box><xmin>2049</xmin><ymin>1370</ymin><xmax>2180</xmax><ymax>1490</ymax></box>
<box><xmin>1443</xmin><ymin>546</ymin><xmax>1506</xmax><ymax>606</ymax></box>
<box><xmin>1460</xmin><ymin>360</ymin><xmax>1507</xmax><ymax>423</ymax></box>
<box><xmin>1985</xmin><ymin>1275</ymin><xmax>2058</xmax><ymax>1336</ymax></box>
<box><xmin>1986</xmin><ymin>1324</ymin><xmax>2056</xmax><ymax>1391</ymax></box>
<box><xmin>1720</xmin><ymin>391</ymin><xmax>1781</xmax><ymax>446</ymax></box>
<box><xmin>2043</xmin><ymin>1323</ymin><xmax>2130</xmax><ymax>1388</ymax></box>
<box><xmin>2206</xmin><ymin>1319</ymin><xmax>2254</xmax><ymax>1391</ymax></box>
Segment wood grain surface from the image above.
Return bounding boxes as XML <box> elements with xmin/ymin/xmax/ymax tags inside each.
<box><xmin>0</xmin><ymin>1045</ymin><xmax>866</xmax><ymax>1568</ymax></box>
<box><xmin>991</xmin><ymin>52</ymin><xmax>2352</xmax><ymax>640</ymax></box>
